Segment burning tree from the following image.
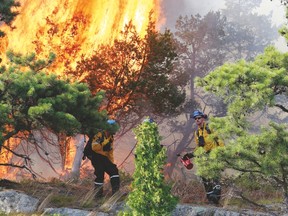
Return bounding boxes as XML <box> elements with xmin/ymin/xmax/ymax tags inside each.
<box><xmin>0</xmin><ymin>0</ymin><xmax>20</xmax><ymax>37</ymax></box>
<box><xmin>66</xmin><ymin>18</ymin><xmax>187</xmax><ymax>121</ymax></box>
<box><xmin>0</xmin><ymin>0</ymin><xmax>162</xmax><ymax>75</ymax></box>
<box><xmin>64</xmin><ymin>18</ymin><xmax>188</xmax><ymax>175</ymax></box>
<box><xmin>0</xmin><ymin>1</ymin><xmax>187</xmax><ymax>179</ymax></box>
<box><xmin>0</xmin><ymin>51</ymin><xmax>112</xmax><ymax>178</ymax></box>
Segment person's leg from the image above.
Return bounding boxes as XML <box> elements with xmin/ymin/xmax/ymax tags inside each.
<box><xmin>110</xmin><ymin>171</ymin><xmax>120</xmax><ymax>194</ymax></box>
<box><xmin>210</xmin><ymin>179</ymin><xmax>221</xmax><ymax>204</ymax></box>
<box><xmin>204</xmin><ymin>178</ymin><xmax>221</xmax><ymax>204</ymax></box>
<box><xmin>201</xmin><ymin>177</ymin><xmax>213</xmax><ymax>202</ymax></box>
<box><xmin>103</xmin><ymin>159</ymin><xmax>120</xmax><ymax>194</ymax></box>
<box><xmin>91</xmin><ymin>155</ymin><xmax>105</xmax><ymax>197</ymax></box>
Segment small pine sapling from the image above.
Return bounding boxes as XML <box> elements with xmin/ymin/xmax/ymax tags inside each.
<box><xmin>120</xmin><ymin>118</ymin><xmax>178</xmax><ymax>216</ymax></box>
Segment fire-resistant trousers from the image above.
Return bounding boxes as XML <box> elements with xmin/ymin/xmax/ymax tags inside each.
<box><xmin>201</xmin><ymin>177</ymin><xmax>221</xmax><ymax>205</ymax></box>
<box><xmin>91</xmin><ymin>153</ymin><xmax>120</xmax><ymax>197</ymax></box>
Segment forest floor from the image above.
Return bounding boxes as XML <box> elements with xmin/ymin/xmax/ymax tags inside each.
<box><xmin>0</xmin><ymin>174</ymin><xmax>285</xmax><ymax>215</ymax></box>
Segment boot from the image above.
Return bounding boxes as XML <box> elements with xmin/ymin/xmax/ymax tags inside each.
<box><xmin>207</xmin><ymin>185</ymin><xmax>221</xmax><ymax>205</ymax></box>
<box><xmin>207</xmin><ymin>194</ymin><xmax>220</xmax><ymax>205</ymax></box>
<box><xmin>110</xmin><ymin>175</ymin><xmax>120</xmax><ymax>195</ymax></box>
<box><xmin>94</xmin><ymin>182</ymin><xmax>104</xmax><ymax>198</ymax></box>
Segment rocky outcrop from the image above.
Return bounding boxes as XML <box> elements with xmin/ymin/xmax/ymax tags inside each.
<box><xmin>43</xmin><ymin>207</ymin><xmax>95</xmax><ymax>216</ymax></box>
<box><xmin>171</xmin><ymin>204</ymin><xmax>272</xmax><ymax>216</ymax></box>
<box><xmin>0</xmin><ymin>189</ymin><xmax>279</xmax><ymax>215</ymax></box>
<box><xmin>0</xmin><ymin>190</ymin><xmax>39</xmax><ymax>214</ymax></box>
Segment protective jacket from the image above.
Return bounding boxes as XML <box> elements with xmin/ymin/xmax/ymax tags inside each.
<box><xmin>194</xmin><ymin>122</ymin><xmax>224</xmax><ymax>153</ymax></box>
<box><xmin>91</xmin><ymin>131</ymin><xmax>114</xmax><ymax>162</ymax></box>
<box><xmin>83</xmin><ymin>131</ymin><xmax>119</xmax><ymax>197</ymax></box>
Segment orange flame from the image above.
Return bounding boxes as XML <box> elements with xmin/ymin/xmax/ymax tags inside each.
<box><xmin>0</xmin><ymin>138</ymin><xmax>21</xmax><ymax>179</ymax></box>
<box><xmin>0</xmin><ymin>0</ymin><xmax>163</xmax><ymax>73</ymax></box>
<box><xmin>0</xmin><ymin>0</ymin><xmax>163</xmax><ymax>178</ymax></box>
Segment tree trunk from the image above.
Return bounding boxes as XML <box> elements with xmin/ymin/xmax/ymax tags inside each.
<box><xmin>165</xmin><ymin>120</ymin><xmax>194</xmax><ymax>178</ymax></box>
<box><xmin>69</xmin><ymin>135</ymin><xmax>86</xmax><ymax>181</ymax></box>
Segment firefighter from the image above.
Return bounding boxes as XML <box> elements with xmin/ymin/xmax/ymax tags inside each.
<box><xmin>184</xmin><ymin>110</ymin><xmax>224</xmax><ymax>205</ymax></box>
<box><xmin>83</xmin><ymin>119</ymin><xmax>120</xmax><ymax>198</ymax></box>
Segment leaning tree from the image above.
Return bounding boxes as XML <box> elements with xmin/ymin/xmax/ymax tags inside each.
<box><xmin>0</xmin><ymin>51</ymin><xmax>115</xmax><ymax>178</ymax></box>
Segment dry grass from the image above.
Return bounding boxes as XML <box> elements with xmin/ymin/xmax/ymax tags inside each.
<box><xmin>170</xmin><ymin>177</ymin><xmax>283</xmax><ymax>212</ymax></box>
<box><xmin>0</xmin><ymin>172</ymin><xmax>284</xmax><ymax>215</ymax></box>
<box><xmin>0</xmin><ymin>171</ymin><xmax>132</xmax><ymax>214</ymax></box>
<box><xmin>171</xmin><ymin>178</ymin><xmax>207</xmax><ymax>204</ymax></box>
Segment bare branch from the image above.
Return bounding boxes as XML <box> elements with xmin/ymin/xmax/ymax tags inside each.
<box><xmin>0</xmin><ymin>163</ymin><xmax>37</xmax><ymax>179</ymax></box>
<box><xmin>275</xmin><ymin>104</ymin><xmax>288</xmax><ymax>113</ymax></box>
<box><xmin>2</xmin><ymin>145</ymin><xmax>31</xmax><ymax>161</ymax></box>
<box><xmin>118</xmin><ymin>143</ymin><xmax>136</xmax><ymax>168</ymax></box>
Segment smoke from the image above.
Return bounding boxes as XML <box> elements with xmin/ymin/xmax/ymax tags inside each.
<box><xmin>160</xmin><ymin>0</ymin><xmax>287</xmax><ymax>51</ymax></box>
<box><xmin>161</xmin><ymin>0</ymin><xmax>285</xmax><ymax>29</ymax></box>
<box><xmin>161</xmin><ymin>0</ymin><xmax>225</xmax><ymax>30</ymax></box>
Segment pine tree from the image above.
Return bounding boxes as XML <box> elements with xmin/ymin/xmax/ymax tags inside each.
<box><xmin>195</xmin><ymin>46</ymin><xmax>288</xmax><ymax>209</ymax></box>
<box><xmin>0</xmin><ymin>51</ymin><xmax>113</xmax><ymax>174</ymax></box>
<box><xmin>120</xmin><ymin>118</ymin><xmax>178</xmax><ymax>216</ymax></box>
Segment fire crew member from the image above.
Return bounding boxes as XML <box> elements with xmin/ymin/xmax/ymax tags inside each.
<box><xmin>83</xmin><ymin>119</ymin><xmax>120</xmax><ymax>198</ymax></box>
<box><xmin>184</xmin><ymin>110</ymin><xmax>224</xmax><ymax>205</ymax></box>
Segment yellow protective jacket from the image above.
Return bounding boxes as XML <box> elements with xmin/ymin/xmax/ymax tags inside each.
<box><xmin>194</xmin><ymin>122</ymin><xmax>224</xmax><ymax>153</ymax></box>
<box><xmin>91</xmin><ymin>131</ymin><xmax>114</xmax><ymax>162</ymax></box>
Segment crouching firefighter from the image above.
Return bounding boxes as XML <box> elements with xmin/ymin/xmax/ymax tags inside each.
<box><xmin>83</xmin><ymin>119</ymin><xmax>120</xmax><ymax>198</ymax></box>
<box><xmin>184</xmin><ymin>110</ymin><xmax>225</xmax><ymax>205</ymax></box>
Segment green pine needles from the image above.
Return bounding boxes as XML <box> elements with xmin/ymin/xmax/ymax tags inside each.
<box><xmin>120</xmin><ymin>118</ymin><xmax>178</xmax><ymax>216</ymax></box>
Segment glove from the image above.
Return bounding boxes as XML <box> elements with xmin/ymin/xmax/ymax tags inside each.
<box><xmin>183</xmin><ymin>152</ymin><xmax>194</xmax><ymax>159</ymax></box>
<box><xmin>103</xmin><ymin>141</ymin><xmax>112</xmax><ymax>151</ymax></box>
<box><xmin>198</xmin><ymin>136</ymin><xmax>205</xmax><ymax>147</ymax></box>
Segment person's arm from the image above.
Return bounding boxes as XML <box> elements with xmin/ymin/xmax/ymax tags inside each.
<box><xmin>102</xmin><ymin>135</ymin><xmax>113</xmax><ymax>151</ymax></box>
<box><xmin>183</xmin><ymin>152</ymin><xmax>194</xmax><ymax>159</ymax></box>
<box><xmin>83</xmin><ymin>135</ymin><xmax>93</xmax><ymax>160</ymax></box>
<box><xmin>194</xmin><ymin>129</ymin><xmax>200</xmax><ymax>146</ymax></box>
<box><xmin>92</xmin><ymin>132</ymin><xmax>103</xmax><ymax>152</ymax></box>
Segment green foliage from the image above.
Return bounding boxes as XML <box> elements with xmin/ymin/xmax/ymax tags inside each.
<box><xmin>234</xmin><ymin>173</ymin><xmax>277</xmax><ymax>193</ymax></box>
<box><xmin>118</xmin><ymin>169</ymin><xmax>133</xmax><ymax>185</ymax></box>
<box><xmin>195</xmin><ymin>44</ymin><xmax>288</xmax><ymax>206</ymax></box>
<box><xmin>196</xmin><ymin>122</ymin><xmax>288</xmax><ymax>179</ymax></box>
<box><xmin>0</xmin><ymin>51</ymin><xmax>115</xmax><ymax>148</ymax></box>
<box><xmin>120</xmin><ymin>118</ymin><xmax>178</xmax><ymax>216</ymax></box>
<box><xmin>197</xmin><ymin>46</ymin><xmax>288</xmax><ymax>125</ymax></box>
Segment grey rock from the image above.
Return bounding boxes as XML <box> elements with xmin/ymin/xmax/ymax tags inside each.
<box><xmin>43</xmin><ymin>207</ymin><xmax>98</xmax><ymax>216</ymax></box>
<box><xmin>172</xmin><ymin>204</ymin><xmax>274</xmax><ymax>216</ymax></box>
<box><xmin>0</xmin><ymin>190</ymin><xmax>39</xmax><ymax>214</ymax></box>
<box><xmin>0</xmin><ymin>190</ymin><xmax>282</xmax><ymax>216</ymax></box>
